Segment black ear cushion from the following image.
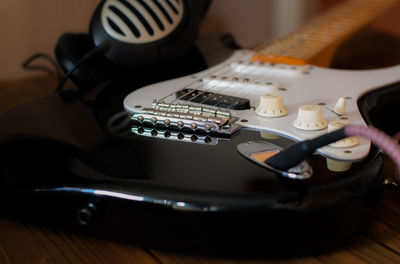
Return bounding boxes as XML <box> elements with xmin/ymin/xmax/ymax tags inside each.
<box><xmin>55</xmin><ymin>33</ymin><xmax>118</xmax><ymax>87</ymax></box>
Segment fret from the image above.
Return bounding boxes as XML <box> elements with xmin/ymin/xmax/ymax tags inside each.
<box><xmin>253</xmin><ymin>0</ymin><xmax>400</xmax><ymax>65</ymax></box>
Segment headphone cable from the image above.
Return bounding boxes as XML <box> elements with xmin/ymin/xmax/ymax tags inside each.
<box><xmin>56</xmin><ymin>41</ymin><xmax>112</xmax><ymax>93</ymax></box>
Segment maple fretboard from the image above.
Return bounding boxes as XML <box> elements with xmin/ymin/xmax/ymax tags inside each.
<box><xmin>252</xmin><ymin>0</ymin><xmax>399</xmax><ymax>66</ymax></box>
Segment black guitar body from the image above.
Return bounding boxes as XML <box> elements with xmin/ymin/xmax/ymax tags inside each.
<box><xmin>0</xmin><ymin>75</ymin><xmax>398</xmax><ymax>253</ymax></box>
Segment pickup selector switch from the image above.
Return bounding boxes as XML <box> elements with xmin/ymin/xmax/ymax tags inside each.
<box><xmin>334</xmin><ymin>97</ymin><xmax>346</xmax><ymax>115</ymax></box>
<box><xmin>293</xmin><ymin>105</ymin><xmax>327</xmax><ymax>130</ymax></box>
<box><xmin>256</xmin><ymin>93</ymin><xmax>288</xmax><ymax>117</ymax></box>
<box><xmin>328</xmin><ymin>119</ymin><xmax>359</xmax><ymax>147</ymax></box>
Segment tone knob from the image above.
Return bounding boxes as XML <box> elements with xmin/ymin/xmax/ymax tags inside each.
<box><xmin>293</xmin><ymin>105</ymin><xmax>327</xmax><ymax>130</ymax></box>
<box><xmin>328</xmin><ymin>119</ymin><xmax>359</xmax><ymax>147</ymax></box>
<box><xmin>326</xmin><ymin>158</ymin><xmax>352</xmax><ymax>172</ymax></box>
<box><xmin>334</xmin><ymin>97</ymin><xmax>346</xmax><ymax>115</ymax></box>
<box><xmin>256</xmin><ymin>93</ymin><xmax>288</xmax><ymax>117</ymax></box>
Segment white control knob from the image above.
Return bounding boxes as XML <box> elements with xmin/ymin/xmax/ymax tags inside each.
<box><xmin>256</xmin><ymin>93</ymin><xmax>288</xmax><ymax>117</ymax></box>
<box><xmin>334</xmin><ymin>97</ymin><xmax>346</xmax><ymax>115</ymax></box>
<box><xmin>326</xmin><ymin>158</ymin><xmax>352</xmax><ymax>172</ymax></box>
<box><xmin>328</xmin><ymin>119</ymin><xmax>359</xmax><ymax>147</ymax></box>
<box><xmin>293</xmin><ymin>105</ymin><xmax>327</xmax><ymax>130</ymax></box>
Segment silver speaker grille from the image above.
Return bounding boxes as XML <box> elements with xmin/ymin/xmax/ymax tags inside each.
<box><xmin>101</xmin><ymin>0</ymin><xmax>184</xmax><ymax>44</ymax></box>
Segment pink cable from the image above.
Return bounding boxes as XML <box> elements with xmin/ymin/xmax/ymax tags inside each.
<box><xmin>345</xmin><ymin>125</ymin><xmax>400</xmax><ymax>185</ymax></box>
<box><xmin>394</xmin><ymin>132</ymin><xmax>400</xmax><ymax>184</ymax></box>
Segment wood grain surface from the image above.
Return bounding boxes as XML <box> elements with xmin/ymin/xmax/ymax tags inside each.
<box><xmin>2</xmin><ymin>2</ymin><xmax>400</xmax><ymax>263</ymax></box>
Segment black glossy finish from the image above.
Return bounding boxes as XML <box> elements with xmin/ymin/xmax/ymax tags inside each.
<box><xmin>0</xmin><ymin>81</ymin><xmax>384</xmax><ymax>216</ymax></box>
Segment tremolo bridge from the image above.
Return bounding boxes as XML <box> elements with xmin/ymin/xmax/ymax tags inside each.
<box><xmin>131</xmin><ymin>101</ymin><xmax>240</xmax><ymax>139</ymax></box>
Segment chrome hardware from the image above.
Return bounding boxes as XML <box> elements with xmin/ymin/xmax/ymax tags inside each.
<box><xmin>237</xmin><ymin>141</ymin><xmax>313</xmax><ymax>180</ymax></box>
<box><xmin>132</xmin><ymin>126</ymin><xmax>220</xmax><ymax>145</ymax></box>
<box><xmin>153</xmin><ymin>101</ymin><xmax>232</xmax><ymax>119</ymax></box>
<box><xmin>132</xmin><ymin>101</ymin><xmax>240</xmax><ymax>136</ymax></box>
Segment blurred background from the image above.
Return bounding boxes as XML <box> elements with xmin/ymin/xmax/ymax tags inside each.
<box><xmin>0</xmin><ymin>0</ymin><xmax>327</xmax><ymax>82</ymax></box>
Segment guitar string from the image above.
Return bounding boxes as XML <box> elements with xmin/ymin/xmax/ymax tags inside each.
<box><xmin>181</xmin><ymin>62</ymin><xmax>250</xmax><ymax>105</ymax></box>
<box><xmin>196</xmin><ymin>73</ymin><xmax>242</xmax><ymax>106</ymax></box>
<box><xmin>153</xmin><ymin>0</ymin><xmax>370</xmax><ymax>114</ymax></box>
<box><xmin>157</xmin><ymin>57</ymin><xmax>289</xmax><ymax>115</ymax></box>
<box><xmin>178</xmin><ymin>59</ymin><xmax>287</xmax><ymax>111</ymax></box>
<box><xmin>159</xmin><ymin>2</ymin><xmax>349</xmax><ymax>108</ymax></box>
<box><xmin>177</xmin><ymin>66</ymin><xmax>237</xmax><ymax>103</ymax></box>
<box><xmin>171</xmin><ymin>55</ymin><xmax>277</xmax><ymax>106</ymax></box>
<box><xmin>207</xmin><ymin>62</ymin><xmax>283</xmax><ymax>108</ymax></box>
<box><xmin>154</xmin><ymin>2</ymin><xmax>350</xmax><ymax>107</ymax></box>
<box><xmin>227</xmin><ymin>62</ymin><xmax>282</xmax><ymax>98</ymax></box>
<box><xmin>252</xmin><ymin>0</ymin><xmax>371</xmax><ymax>60</ymax></box>
<box><xmin>177</xmin><ymin>59</ymin><xmax>280</xmax><ymax>111</ymax></box>
<box><xmin>156</xmin><ymin>65</ymin><xmax>237</xmax><ymax>117</ymax></box>
<box><xmin>151</xmin><ymin>57</ymin><xmax>252</xmax><ymax>120</ymax></box>
<box><xmin>155</xmin><ymin>53</ymin><xmax>254</xmax><ymax>108</ymax></box>
<box><xmin>155</xmin><ymin>59</ymin><xmax>235</xmax><ymax>103</ymax></box>
<box><xmin>155</xmin><ymin>26</ymin><xmax>315</xmax><ymax>112</ymax></box>
<box><xmin>198</xmin><ymin>63</ymin><xmax>265</xmax><ymax>106</ymax></box>
<box><xmin>171</xmin><ymin>57</ymin><xmax>251</xmax><ymax>103</ymax></box>
<box><xmin>188</xmin><ymin>1</ymin><xmax>369</xmax><ymax>110</ymax></box>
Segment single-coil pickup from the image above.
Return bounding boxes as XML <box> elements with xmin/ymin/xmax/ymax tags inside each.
<box><xmin>202</xmin><ymin>76</ymin><xmax>278</xmax><ymax>91</ymax></box>
<box><xmin>230</xmin><ymin>61</ymin><xmax>307</xmax><ymax>76</ymax></box>
<box><xmin>175</xmin><ymin>89</ymin><xmax>250</xmax><ymax>110</ymax></box>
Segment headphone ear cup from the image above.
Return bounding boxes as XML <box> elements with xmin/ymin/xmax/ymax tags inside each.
<box><xmin>90</xmin><ymin>0</ymin><xmax>210</xmax><ymax>68</ymax></box>
<box><xmin>55</xmin><ymin>33</ymin><xmax>119</xmax><ymax>88</ymax></box>
<box><xmin>54</xmin><ymin>0</ymin><xmax>211</xmax><ymax>90</ymax></box>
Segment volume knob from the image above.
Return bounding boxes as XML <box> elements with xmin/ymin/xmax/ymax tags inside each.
<box><xmin>256</xmin><ymin>93</ymin><xmax>288</xmax><ymax>117</ymax></box>
<box><xmin>293</xmin><ymin>105</ymin><xmax>327</xmax><ymax>130</ymax></box>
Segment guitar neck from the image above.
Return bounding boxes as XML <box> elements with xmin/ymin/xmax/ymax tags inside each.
<box><xmin>252</xmin><ymin>0</ymin><xmax>399</xmax><ymax>66</ymax></box>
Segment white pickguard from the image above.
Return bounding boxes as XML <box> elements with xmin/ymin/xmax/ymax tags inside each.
<box><xmin>124</xmin><ymin>49</ymin><xmax>400</xmax><ymax>162</ymax></box>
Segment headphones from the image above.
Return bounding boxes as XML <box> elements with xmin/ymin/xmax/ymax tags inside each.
<box><xmin>55</xmin><ymin>0</ymin><xmax>211</xmax><ymax>89</ymax></box>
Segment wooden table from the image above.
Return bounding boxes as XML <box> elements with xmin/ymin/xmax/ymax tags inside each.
<box><xmin>2</xmin><ymin>5</ymin><xmax>400</xmax><ymax>264</ymax></box>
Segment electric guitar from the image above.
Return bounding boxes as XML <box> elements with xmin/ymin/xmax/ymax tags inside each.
<box><xmin>2</xmin><ymin>0</ymin><xmax>400</xmax><ymax>229</ymax></box>
<box><xmin>124</xmin><ymin>0</ymin><xmax>400</xmax><ymax>172</ymax></box>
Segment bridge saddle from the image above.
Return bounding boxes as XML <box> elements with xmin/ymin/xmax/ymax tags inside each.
<box><xmin>131</xmin><ymin>101</ymin><xmax>240</xmax><ymax>136</ymax></box>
